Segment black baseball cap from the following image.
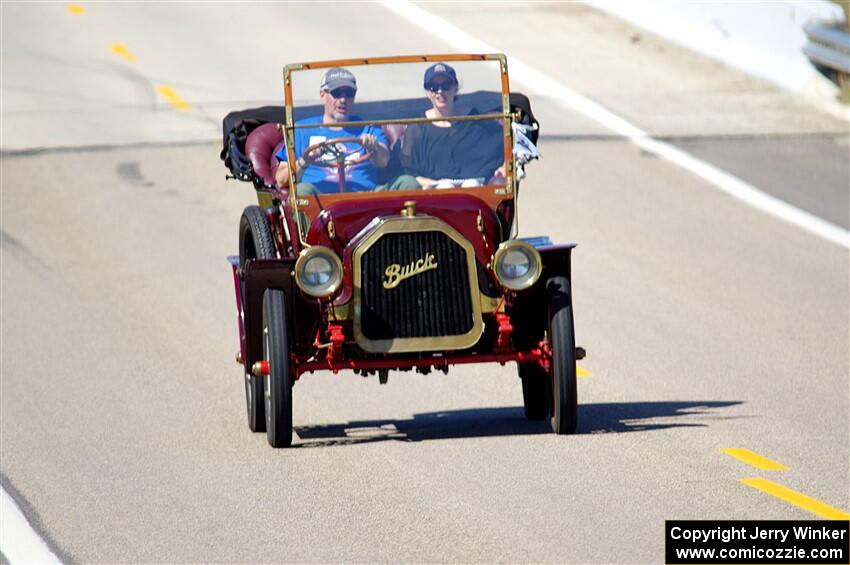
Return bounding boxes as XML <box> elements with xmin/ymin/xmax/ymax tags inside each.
<box><xmin>321</xmin><ymin>67</ymin><xmax>357</xmax><ymax>92</ymax></box>
<box><xmin>423</xmin><ymin>63</ymin><xmax>458</xmax><ymax>87</ymax></box>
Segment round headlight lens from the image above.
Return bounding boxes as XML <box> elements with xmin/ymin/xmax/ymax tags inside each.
<box><xmin>499</xmin><ymin>249</ymin><xmax>531</xmax><ymax>280</ymax></box>
<box><xmin>295</xmin><ymin>247</ymin><xmax>342</xmax><ymax>298</ymax></box>
<box><xmin>493</xmin><ymin>241</ymin><xmax>541</xmax><ymax>291</ymax></box>
<box><xmin>302</xmin><ymin>255</ymin><xmax>334</xmax><ymax>286</ymax></box>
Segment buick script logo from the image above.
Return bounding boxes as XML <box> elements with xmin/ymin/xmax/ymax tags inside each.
<box><xmin>383</xmin><ymin>253</ymin><xmax>438</xmax><ymax>289</ymax></box>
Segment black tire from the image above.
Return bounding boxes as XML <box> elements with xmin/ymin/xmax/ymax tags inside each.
<box><xmin>263</xmin><ymin>288</ymin><xmax>293</xmax><ymax>448</ymax></box>
<box><xmin>519</xmin><ymin>362</ymin><xmax>549</xmax><ymax>420</ymax></box>
<box><xmin>239</xmin><ymin>206</ymin><xmax>276</xmax><ymax>432</ymax></box>
<box><xmin>547</xmin><ymin>276</ymin><xmax>578</xmax><ymax>434</ymax></box>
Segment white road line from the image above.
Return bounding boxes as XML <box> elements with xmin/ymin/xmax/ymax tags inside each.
<box><xmin>1</xmin><ymin>485</ymin><xmax>62</xmax><ymax>564</ymax></box>
<box><xmin>381</xmin><ymin>0</ymin><xmax>850</xmax><ymax>250</ymax></box>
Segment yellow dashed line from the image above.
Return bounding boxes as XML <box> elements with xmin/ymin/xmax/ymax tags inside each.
<box><xmin>109</xmin><ymin>43</ymin><xmax>136</xmax><ymax>62</ymax></box>
<box><xmin>155</xmin><ymin>85</ymin><xmax>190</xmax><ymax>111</ymax></box>
<box><xmin>577</xmin><ymin>367</ymin><xmax>591</xmax><ymax>378</ymax></box>
<box><xmin>740</xmin><ymin>478</ymin><xmax>850</xmax><ymax>520</ymax></box>
<box><xmin>721</xmin><ymin>448</ymin><xmax>788</xmax><ymax>471</ymax></box>
<box><xmin>67</xmin><ymin>4</ymin><xmax>85</xmax><ymax>14</ymax></box>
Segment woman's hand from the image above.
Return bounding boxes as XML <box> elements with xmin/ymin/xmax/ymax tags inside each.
<box><xmin>488</xmin><ymin>163</ymin><xmax>507</xmax><ymax>185</ymax></box>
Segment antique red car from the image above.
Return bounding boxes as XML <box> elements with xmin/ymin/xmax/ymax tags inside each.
<box><xmin>220</xmin><ymin>54</ymin><xmax>581</xmax><ymax>447</ymax></box>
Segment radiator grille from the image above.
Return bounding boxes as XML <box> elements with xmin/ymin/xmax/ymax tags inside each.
<box><xmin>359</xmin><ymin>231</ymin><xmax>473</xmax><ymax>340</ymax></box>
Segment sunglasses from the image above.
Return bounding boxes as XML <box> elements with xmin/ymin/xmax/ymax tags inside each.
<box><xmin>426</xmin><ymin>81</ymin><xmax>456</xmax><ymax>93</ymax></box>
<box><xmin>327</xmin><ymin>87</ymin><xmax>356</xmax><ymax>99</ymax></box>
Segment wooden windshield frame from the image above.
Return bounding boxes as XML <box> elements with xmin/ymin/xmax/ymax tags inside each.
<box><xmin>282</xmin><ymin>54</ymin><xmax>514</xmax><ymax>243</ymax></box>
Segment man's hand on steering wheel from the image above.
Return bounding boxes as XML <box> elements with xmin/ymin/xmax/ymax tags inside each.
<box><xmin>359</xmin><ymin>133</ymin><xmax>389</xmax><ymax>168</ymax></box>
<box><xmin>299</xmin><ymin>137</ymin><xmax>372</xmax><ymax>169</ymax></box>
<box><xmin>359</xmin><ymin>133</ymin><xmax>380</xmax><ymax>152</ymax></box>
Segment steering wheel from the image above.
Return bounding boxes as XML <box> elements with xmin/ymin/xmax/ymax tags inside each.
<box><xmin>301</xmin><ymin>137</ymin><xmax>372</xmax><ymax>168</ymax></box>
<box><xmin>299</xmin><ymin>137</ymin><xmax>373</xmax><ymax>193</ymax></box>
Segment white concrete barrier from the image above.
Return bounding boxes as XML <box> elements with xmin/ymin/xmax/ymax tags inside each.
<box><xmin>586</xmin><ymin>0</ymin><xmax>845</xmax><ymax>92</ymax></box>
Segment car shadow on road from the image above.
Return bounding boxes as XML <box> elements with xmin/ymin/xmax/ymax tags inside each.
<box><xmin>293</xmin><ymin>400</ymin><xmax>744</xmax><ymax>447</ymax></box>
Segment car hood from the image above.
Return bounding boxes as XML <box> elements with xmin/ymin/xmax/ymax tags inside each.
<box><xmin>306</xmin><ymin>192</ymin><xmax>502</xmax><ymax>262</ymax></box>
<box><xmin>304</xmin><ymin>193</ymin><xmax>504</xmax><ymax>304</ymax></box>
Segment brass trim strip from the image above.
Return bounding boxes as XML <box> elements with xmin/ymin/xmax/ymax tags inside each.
<box><xmin>287</xmin><ymin>53</ymin><xmax>500</xmax><ymax>71</ymax></box>
<box><xmin>282</xmin><ymin>64</ymin><xmax>306</xmax><ymax>240</ymax></box>
<box><xmin>352</xmin><ymin>216</ymin><xmax>484</xmax><ymax>353</ymax></box>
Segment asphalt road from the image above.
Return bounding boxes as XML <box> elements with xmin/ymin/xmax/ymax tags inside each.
<box><xmin>1</xmin><ymin>3</ymin><xmax>848</xmax><ymax>563</ymax></box>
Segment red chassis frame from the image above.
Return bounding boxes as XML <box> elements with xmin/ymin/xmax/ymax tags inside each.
<box><xmin>230</xmin><ymin>242</ymin><xmax>579</xmax><ymax>381</ymax></box>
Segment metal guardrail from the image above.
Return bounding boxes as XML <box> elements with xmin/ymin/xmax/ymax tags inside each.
<box><xmin>803</xmin><ymin>22</ymin><xmax>850</xmax><ymax>74</ymax></box>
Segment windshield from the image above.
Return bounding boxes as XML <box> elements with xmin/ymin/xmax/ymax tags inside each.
<box><xmin>283</xmin><ymin>56</ymin><xmax>513</xmax><ymax>233</ymax></box>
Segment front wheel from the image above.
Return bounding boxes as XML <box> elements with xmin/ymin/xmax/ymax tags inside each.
<box><xmin>547</xmin><ymin>276</ymin><xmax>578</xmax><ymax>434</ymax></box>
<box><xmin>263</xmin><ymin>288</ymin><xmax>293</xmax><ymax>447</ymax></box>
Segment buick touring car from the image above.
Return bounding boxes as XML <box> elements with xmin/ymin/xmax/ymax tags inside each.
<box><xmin>220</xmin><ymin>54</ymin><xmax>582</xmax><ymax>447</ymax></box>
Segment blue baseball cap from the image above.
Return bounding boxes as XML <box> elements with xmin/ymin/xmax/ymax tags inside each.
<box><xmin>423</xmin><ymin>63</ymin><xmax>458</xmax><ymax>87</ymax></box>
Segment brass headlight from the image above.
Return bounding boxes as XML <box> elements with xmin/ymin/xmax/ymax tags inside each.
<box><xmin>294</xmin><ymin>246</ymin><xmax>343</xmax><ymax>298</ymax></box>
<box><xmin>492</xmin><ymin>240</ymin><xmax>542</xmax><ymax>291</ymax></box>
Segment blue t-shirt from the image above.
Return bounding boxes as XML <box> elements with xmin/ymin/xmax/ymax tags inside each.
<box><xmin>275</xmin><ymin>115</ymin><xmax>388</xmax><ymax>193</ymax></box>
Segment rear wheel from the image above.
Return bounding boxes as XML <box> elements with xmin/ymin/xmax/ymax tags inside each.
<box><xmin>547</xmin><ymin>276</ymin><xmax>578</xmax><ymax>434</ymax></box>
<box><xmin>519</xmin><ymin>362</ymin><xmax>549</xmax><ymax>420</ymax></box>
<box><xmin>239</xmin><ymin>206</ymin><xmax>276</xmax><ymax>432</ymax></box>
<box><xmin>263</xmin><ymin>288</ymin><xmax>293</xmax><ymax>448</ymax></box>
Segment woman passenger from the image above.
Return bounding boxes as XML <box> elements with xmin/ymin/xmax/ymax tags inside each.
<box><xmin>400</xmin><ymin>63</ymin><xmax>505</xmax><ymax>188</ymax></box>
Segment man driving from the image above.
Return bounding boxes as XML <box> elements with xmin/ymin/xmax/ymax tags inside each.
<box><xmin>274</xmin><ymin>67</ymin><xmax>418</xmax><ymax>194</ymax></box>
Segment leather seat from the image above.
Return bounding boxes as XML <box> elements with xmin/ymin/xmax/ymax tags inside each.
<box><xmin>245</xmin><ymin>123</ymin><xmax>284</xmax><ymax>188</ymax></box>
